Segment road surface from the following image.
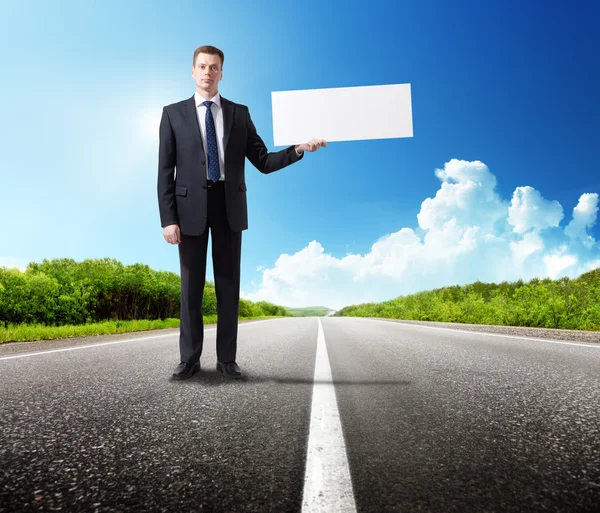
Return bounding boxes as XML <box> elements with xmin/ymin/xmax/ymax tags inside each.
<box><xmin>1</xmin><ymin>317</ymin><xmax>598</xmax><ymax>512</ymax></box>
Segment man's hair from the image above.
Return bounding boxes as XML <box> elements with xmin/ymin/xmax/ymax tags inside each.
<box><xmin>193</xmin><ymin>45</ymin><xmax>224</xmax><ymax>68</ymax></box>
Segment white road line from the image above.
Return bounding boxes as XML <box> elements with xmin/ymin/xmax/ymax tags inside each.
<box><xmin>355</xmin><ymin>317</ymin><xmax>600</xmax><ymax>349</ymax></box>
<box><xmin>0</xmin><ymin>319</ymin><xmax>274</xmax><ymax>361</ymax></box>
<box><xmin>302</xmin><ymin>318</ymin><xmax>357</xmax><ymax>513</ymax></box>
<box><xmin>0</xmin><ymin>333</ymin><xmax>178</xmax><ymax>360</ymax></box>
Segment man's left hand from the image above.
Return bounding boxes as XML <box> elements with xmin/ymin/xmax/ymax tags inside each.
<box><xmin>296</xmin><ymin>139</ymin><xmax>327</xmax><ymax>153</ymax></box>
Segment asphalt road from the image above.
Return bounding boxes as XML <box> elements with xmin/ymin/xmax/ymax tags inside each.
<box><xmin>0</xmin><ymin>317</ymin><xmax>599</xmax><ymax>512</ymax></box>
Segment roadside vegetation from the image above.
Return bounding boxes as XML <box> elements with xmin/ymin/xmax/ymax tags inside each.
<box><xmin>0</xmin><ymin>258</ymin><xmax>292</xmax><ymax>343</ymax></box>
<box><xmin>335</xmin><ymin>268</ymin><xmax>600</xmax><ymax>331</ymax></box>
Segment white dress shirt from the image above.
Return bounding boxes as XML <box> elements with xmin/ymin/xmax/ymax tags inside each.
<box><xmin>195</xmin><ymin>91</ymin><xmax>225</xmax><ymax>181</ymax></box>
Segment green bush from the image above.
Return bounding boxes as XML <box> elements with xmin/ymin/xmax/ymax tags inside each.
<box><xmin>0</xmin><ymin>258</ymin><xmax>290</xmax><ymax>331</ymax></box>
<box><xmin>334</xmin><ymin>267</ymin><xmax>600</xmax><ymax>331</ymax></box>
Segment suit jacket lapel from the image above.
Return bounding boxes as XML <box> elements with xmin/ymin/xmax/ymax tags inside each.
<box><xmin>221</xmin><ymin>96</ymin><xmax>234</xmax><ymax>154</ymax></box>
<box><xmin>184</xmin><ymin>95</ymin><xmax>204</xmax><ymax>156</ymax></box>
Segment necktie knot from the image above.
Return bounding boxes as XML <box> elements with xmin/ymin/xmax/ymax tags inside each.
<box><xmin>203</xmin><ymin>100</ymin><xmax>213</xmax><ymax>108</ymax></box>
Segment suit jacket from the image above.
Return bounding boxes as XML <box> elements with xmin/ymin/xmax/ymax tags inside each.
<box><xmin>157</xmin><ymin>94</ymin><xmax>303</xmax><ymax>235</ymax></box>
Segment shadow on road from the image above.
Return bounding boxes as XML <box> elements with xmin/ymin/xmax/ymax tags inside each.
<box><xmin>170</xmin><ymin>370</ymin><xmax>412</xmax><ymax>386</ymax></box>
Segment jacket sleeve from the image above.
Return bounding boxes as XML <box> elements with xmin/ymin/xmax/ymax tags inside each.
<box><xmin>245</xmin><ymin>107</ymin><xmax>303</xmax><ymax>174</ymax></box>
<box><xmin>157</xmin><ymin>107</ymin><xmax>179</xmax><ymax>227</ymax></box>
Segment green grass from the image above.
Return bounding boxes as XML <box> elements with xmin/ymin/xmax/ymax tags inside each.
<box><xmin>0</xmin><ymin>316</ymin><xmax>287</xmax><ymax>344</ymax></box>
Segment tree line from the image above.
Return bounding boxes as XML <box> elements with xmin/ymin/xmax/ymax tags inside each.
<box><xmin>334</xmin><ymin>268</ymin><xmax>600</xmax><ymax>330</ymax></box>
<box><xmin>0</xmin><ymin>258</ymin><xmax>290</xmax><ymax>327</ymax></box>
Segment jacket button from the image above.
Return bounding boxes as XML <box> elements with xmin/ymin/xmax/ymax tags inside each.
<box><xmin>201</xmin><ymin>161</ymin><xmax>206</xmax><ymax>165</ymax></box>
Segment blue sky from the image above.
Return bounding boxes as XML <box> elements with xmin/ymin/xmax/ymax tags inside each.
<box><xmin>1</xmin><ymin>0</ymin><xmax>599</xmax><ymax>310</ymax></box>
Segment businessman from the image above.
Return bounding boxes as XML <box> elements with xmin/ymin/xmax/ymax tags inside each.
<box><xmin>157</xmin><ymin>45</ymin><xmax>326</xmax><ymax>381</ymax></box>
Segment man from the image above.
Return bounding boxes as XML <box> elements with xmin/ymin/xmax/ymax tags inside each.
<box><xmin>157</xmin><ymin>45</ymin><xmax>326</xmax><ymax>381</ymax></box>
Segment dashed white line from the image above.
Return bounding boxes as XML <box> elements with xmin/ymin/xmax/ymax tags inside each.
<box><xmin>302</xmin><ymin>318</ymin><xmax>357</xmax><ymax>513</ymax></box>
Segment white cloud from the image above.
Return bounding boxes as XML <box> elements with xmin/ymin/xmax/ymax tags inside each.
<box><xmin>508</xmin><ymin>186</ymin><xmax>563</xmax><ymax>233</ymax></box>
<box><xmin>418</xmin><ymin>159</ymin><xmax>506</xmax><ymax>234</ymax></box>
<box><xmin>543</xmin><ymin>246</ymin><xmax>578</xmax><ymax>279</ymax></box>
<box><xmin>242</xmin><ymin>159</ymin><xmax>600</xmax><ymax>310</ymax></box>
<box><xmin>582</xmin><ymin>258</ymin><xmax>600</xmax><ymax>273</ymax></box>
<box><xmin>565</xmin><ymin>193</ymin><xmax>598</xmax><ymax>248</ymax></box>
<box><xmin>510</xmin><ymin>231</ymin><xmax>544</xmax><ymax>269</ymax></box>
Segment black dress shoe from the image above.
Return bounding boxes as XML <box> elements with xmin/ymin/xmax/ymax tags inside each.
<box><xmin>216</xmin><ymin>361</ymin><xmax>243</xmax><ymax>379</ymax></box>
<box><xmin>172</xmin><ymin>361</ymin><xmax>200</xmax><ymax>380</ymax></box>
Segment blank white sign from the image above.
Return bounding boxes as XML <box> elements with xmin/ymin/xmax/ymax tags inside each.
<box><xmin>271</xmin><ymin>83</ymin><xmax>413</xmax><ymax>146</ymax></box>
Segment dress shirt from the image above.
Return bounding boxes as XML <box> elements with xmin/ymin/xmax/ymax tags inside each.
<box><xmin>195</xmin><ymin>92</ymin><xmax>225</xmax><ymax>181</ymax></box>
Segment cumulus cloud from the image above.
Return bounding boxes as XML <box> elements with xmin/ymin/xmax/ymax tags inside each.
<box><xmin>508</xmin><ymin>186</ymin><xmax>563</xmax><ymax>233</ymax></box>
<box><xmin>242</xmin><ymin>159</ymin><xmax>600</xmax><ymax>310</ymax></box>
<box><xmin>418</xmin><ymin>159</ymin><xmax>506</xmax><ymax>233</ymax></box>
<box><xmin>543</xmin><ymin>247</ymin><xmax>578</xmax><ymax>279</ymax></box>
<box><xmin>509</xmin><ymin>231</ymin><xmax>544</xmax><ymax>269</ymax></box>
<box><xmin>564</xmin><ymin>193</ymin><xmax>598</xmax><ymax>248</ymax></box>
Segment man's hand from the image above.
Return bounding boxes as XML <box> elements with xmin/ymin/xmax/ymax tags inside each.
<box><xmin>163</xmin><ymin>224</ymin><xmax>181</xmax><ymax>245</ymax></box>
<box><xmin>295</xmin><ymin>138</ymin><xmax>327</xmax><ymax>154</ymax></box>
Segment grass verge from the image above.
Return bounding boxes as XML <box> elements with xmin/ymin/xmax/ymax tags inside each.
<box><xmin>0</xmin><ymin>316</ymin><xmax>286</xmax><ymax>343</ymax></box>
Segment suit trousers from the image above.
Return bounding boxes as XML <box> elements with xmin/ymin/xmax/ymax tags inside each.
<box><xmin>177</xmin><ymin>180</ymin><xmax>242</xmax><ymax>365</ymax></box>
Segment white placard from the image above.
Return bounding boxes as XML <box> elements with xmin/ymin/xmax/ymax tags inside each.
<box><xmin>271</xmin><ymin>83</ymin><xmax>413</xmax><ymax>146</ymax></box>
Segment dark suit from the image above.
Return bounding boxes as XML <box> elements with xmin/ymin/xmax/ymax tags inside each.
<box><xmin>157</xmin><ymin>94</ymin><xmax>303</xmax><ymax>365</ymax></box>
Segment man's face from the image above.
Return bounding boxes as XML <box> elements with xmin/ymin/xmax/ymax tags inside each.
<box><xmin>192</xmin><ymin>53</ymin><xmax>223</xmax><ymax>96</ymax></box>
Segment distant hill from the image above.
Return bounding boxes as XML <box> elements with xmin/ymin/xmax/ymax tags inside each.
<box><xmin>285</xmin><ymin>306</ymin><xmax>333</xmax><ymax>317</ymax></box>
